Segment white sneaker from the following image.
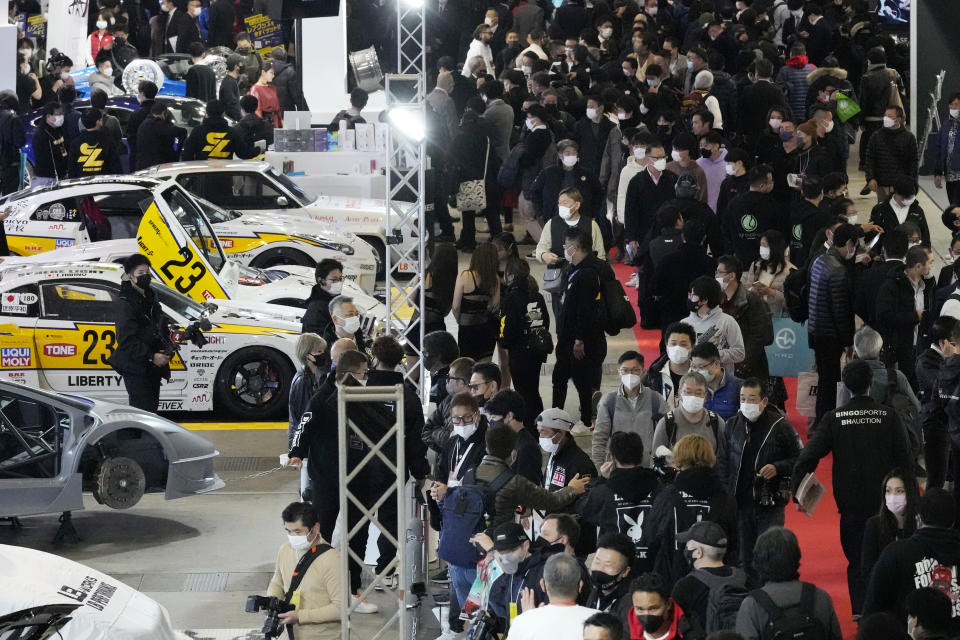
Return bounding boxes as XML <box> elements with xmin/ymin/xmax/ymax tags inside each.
<box><xmin>571</xmin><ymin>420</ymin><xmax>592</xmax><ymax>435</ymax></box>
<box><xmin>434</xmin><ymin>630</ymin><xmax>462</xmax><ymax>640</ymax></box>
<box><xmin>353</xmin><ymin>595</ymin><xmax>379</xmax><ymax>614</ymax></box>
<box><xmin>626</xmin><ymin>272</ymin><xmax>639</xmax><ymax>288</ymax></box>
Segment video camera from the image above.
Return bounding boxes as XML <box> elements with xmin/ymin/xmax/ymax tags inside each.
<box><xmin>754</xmin><ymin>475</ymin><xmax>792</xmax><ymax>507</ymax></box>
<box><xmin>164</xmin><ymin>318</ymin><xmax>212</xmax><ymax>356</ymax></box>
<box><xmin>245</xmin><ymin>595</ymin><xmax>293</xmax><ymax>639</ymax></box>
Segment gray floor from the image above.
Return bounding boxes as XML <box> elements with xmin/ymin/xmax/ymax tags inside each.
<box><xmin>1</xmin><ymin>144</ymin><xmax>954</xmax><ymax>639</ymax></box>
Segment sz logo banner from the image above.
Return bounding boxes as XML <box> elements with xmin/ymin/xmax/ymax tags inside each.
<box><xmin>77</xmin><ymin>143</ymin><xmax>103</xmax><ymax>172</ymax></box>
<box><xmin>202</xmin><ymin>132</ymin><xmax>231</xmax><ymax>158</ymax></box>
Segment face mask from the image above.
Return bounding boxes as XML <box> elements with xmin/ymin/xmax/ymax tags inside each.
<box><xmin>18</xmin><ymin>49</ymin><xmax>31</xmax><ymax>57</ymax></box>
<box><xmin>741</xmin><ymin>402</ymin><xmax>762</xmax><ymax>421</ymax></box>
<box><xmin>701</xmin><ymin>148</ymin><xmax>713</xmax><ymax>159</ymax></box>
<box><xmin>558</xmin><ymin>205</ymin><xmax>573</xmax><ymax>220</ymax></box>
<box><xmin>687</xmin><ymin>298</ymin><xmax>701</xmax><ymax>313</ymax></box>
<box><xmin>638</xmin><ymin>103</ymin><xmax>649</xmax><ymax>115</ymax></box>
<box><xmin>846</xmin><ymin>214</ymin><xmax>859</xmax><ymax>225</ymax></box>
<box><xmin>135</xmin><ymin>273</ymin><xmax>152</xmax><ymax>289</ymax></box>
<box><xmin>191</xmin><ymin>6</ymin><xmax>202</xmax><ymax>16</ymax></box>
<box><xmin>453</xmin><ymin>423</ymin><xmax>477</xmax><ymax>440</ymax></box>
<box><xmin>484</xmin><ymin>16</ymin><xmax>494</xmax><ymax>25</ymax></box>
<box><xmin>498</xmin><ymin>550</ymin><xmax>523</xmax><ymax>574</ymax></box>
<box><xmin>671</xmin><ymin>149</ymin><xmax>681</xmax><ymax>162</ymax></box>
<box><xmin>521</xmin><ymin>65</ymin><xmax>532</xmax><ymax>75</ymax></box>
<box><xmin>902</xmin><ymin>196</ymin><xmax>916</xmax><ymax>206</ymax></box>
<box><xmin>647</xmin><ymin>5</ymin><xmax>657</xmax><ymax>15</ymax></box>
<box><xmin>759</xmin><ymin>245</ymin><xmax>771</xmax><ymax>260</ymax></box>
<box><xmin>539</xmin><ymin>436</ymin><xmax>559</xmax><ymax>453</ymax></box>
<box><xmin>824</xmin><ymin>120</ymin><xmax>835</xmax><ymax>133</ymax></box>
<box><xmin>340</xmin><ymin>315</ymin><xmax>361</xmax><ymax>334</ymax></box>
<box><xmin>715</xmin><ymin>275</ymin><xmax>727</xmax><ymax>290</ymax></box>
<box><xmin>683</xmin><ymin>547</ymin><xmax>696</xmax><ymax>568</ymax></box>
<box><xmin>600</xmin><ymin>27</ymin><xmax>613</xmax><ymax>38</ymax></box>
<box><xmin>20</xmin><ymin>64</ymin><xmax>30</xmax><ymax>74</ymax></box>
<box><xmin>686</xmin><ymin>59</ymin><xmax>694</xmax><ymax>70</ymax></box>
<box><xmin>666</xmin><ymin>345</ymin><xmax>689</xmax><ymax>364</ymax></box>
<box><xmin>621</xmin><ymin>67</ymin><xmax>633</xmax><ymax>78</ymax></box>
<box><xmin>60</xmin><ymin>72</ymin><xmax>71</xmax><ymax>80</ymax></box>
<box><xmin>633</xmin><ymin>148</ymin><xmax>646</xmax><ymax>160</ymax></box>
<box><xmin>287</xmin><ymin>533</ymin><xmax>314</xmax><ymax>551</ymax></box>
<box><xmin>526</xmin><ymin>118</ymin><xmax>536</xmax><ymax>131</ymax></box>
<box><xmin>681</xmin><ymin>394</ymin><xmax>705</xmax><ymax>413</ymax></box>
<box><xmin>96</xmin><ymin>20</ymin><xmax>108</xmax><ymax>29</ymax></box>
<box><xmin>621</xmin><ymin>373</ymin><xmax>642</xmax><ymax>390</ymax></box>
<box><xmin>617</xmin><ymin>112</ymin><xmax>628</xmax><ymax>121</ymax></box>
<box><xmin>564</xmin><ymin>247</ymin><xmax>575</xmax><ymax>262</ymax></box>
<box><xmin>637</xmin><ymin>614</ymin><xmax>664</xmax><ymax>632</ymax></box>
<box><xmin>325</xmin><ymin>280</ymin><xmax>343</xmax><ymax>295</ymax></box>
<box><xmin>590</xmin><ymin>569</ymin><xmax>624</xmax><ymax>590</ymax></box>
<box><xmin>885</xmin><ymin>493</ymin><xmax>908</xmax><ymax>515</ymax></box>
<box><xmin>908</xmin><ymin>241</ymin><xmax>920</xmax><ymax>249</ymax></box>
<box><xmin>652</xmin><ymin>158</ymin><xmax>667</xmax><ymax>171</ymax></box>
<box><xmin>586</xmin><ymin>107</ymin><xmax>598</xmax><ymax>120</ymax></box>
<box><xmin>769</xmin><ymin>118</ymin><xmax>782</xmax><ymax>130</ymax></box>
<box><xmin>883</xmin><ymin>116</ymin><xmax>896</xmax><ymax>128</ymax></box>
<box><xmin>646</xmin><ymin>78</ymin><xmax>659</xmax><ymax>87</ymax></box>
<box><xmin>724</xmin><ymin>163</ymin><xmax>735</xmax><ymax>176</ymax></box>
<box><xmin>952</xmin><ymin>109</ymin><xmax>960</xmax><ymax>119</ymax></box>
<box><xmin>561</xmin><ymin>155</ymin><xmax>578</xmax><ymax>167</ymax></box>
<box><xmin>779</xmin><ymin>131</ymin><xmax>794</xmax><ymax>141</ymax></box>
<box><xmin>160</xmin><ymin>2</ymin><xmax>170</xmax><ymax>10</ymax></box>
<box><xmin>100</xmin><ymin>66</ymin><xmax>112</xmax><ymax>76</ymax></box>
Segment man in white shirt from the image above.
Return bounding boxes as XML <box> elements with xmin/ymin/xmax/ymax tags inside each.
<box><xmin>508</xmin><ymin>553</ymin><xmax>599</xmax><ymax>640</ymax></box>
<box><xmin>463</xmin><ymin>24</ymin><xmax>495</xmax><ymax>77</ymax></box>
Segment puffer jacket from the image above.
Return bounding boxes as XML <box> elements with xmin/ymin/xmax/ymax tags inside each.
<box><xmin>775</xmin><ymin>55</ymin><xmax>815</xmax><ymax>123</ymax></box>
<box><xmin>806</xmin><ymin>247</ymin><xmax>854</xmax><ymax>348</ymax></box>
<box><xmin>473</xmin><ymin>454</ymin><xmax>579</xmax><ymax>526</ymax></box>
<box><xmin>859</xmin><ymin>64</ymin><xmax>903</xmax><ymax>120</ymax></box>
<box><xmin>717</xmin><ymin>406</ymin><xmax>801</xmax><ymax>498</ymax></box>
<box><xmin>708</xmin><ymin>68</ymin><xmax>739</xmax><ymax>132</ymax></box>
<box><xmin>865</xmin><ymin>126</ymin><xmax>919</xmax><ymax>186</ymax></box>
<box><xmin>643</xmin><ymin>353</ymin><xmax>684</xmax><ymax>411</ymax></box>
<box><xmin>592</xmin><ymin>385</ymin><xmax>666</xmax><ymax>468</ymax></box>
<box><xmin>721</xmin><ymin>284</ymin><xmax>774</xmax><ymax>380</ymax></box>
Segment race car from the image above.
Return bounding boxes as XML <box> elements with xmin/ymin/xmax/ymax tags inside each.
<box><xmin>138</xmin><ymin>161</ymin><xmax>423</xmax><ymax>278</ymax></box>
<box><xmin>0</xmin><ymin>259</ymin><xmax>303</xmax><ymax>419</ymax></box>
<box><xmin>0</xmin><ymin>176</ymin><xmax>381</xmax><ymax>293</ymax></box>
<box><xmin>0</xmin><ymin>379</ymin><xmax>222</xmax><ymax>518</ymax></box>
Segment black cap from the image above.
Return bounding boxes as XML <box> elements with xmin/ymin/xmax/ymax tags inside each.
<box><xmin>677</xmin><ymin>521</ymin><xmax>728</xmax><ymax>547</ymax></box>
<box><xmin>491</xmin><ymin>522</ymin><xmax>529</xmax><ymax>551</ymax></box>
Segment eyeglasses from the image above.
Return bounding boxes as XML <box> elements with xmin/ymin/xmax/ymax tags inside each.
<box><xmin>344</xmin><ymin>370</ymin><xmax>368</xmax><ymax>379</ymax></box>
<box><xmin>618</xmin><ymin>367</ymin><xmax>644</xmax><ymax>375</ymax></box>
<box><xmin>451</xmin><ymin>412</ymin><xmax>477</xmax><ymax>425</ymax></box>
<box><xmin>325</xmin><ymin>277</ymin><xmax>343</xmax><ymax>284</ymax></box>
<box><xmin>447</xmin><ymin>376</ymin><xmax>467</xmax><ymax>384</ymax></box>
<box><xmin>467</xmin><ymin>382</ymin><xmax>487</xmax><ymax>392</ymax></box>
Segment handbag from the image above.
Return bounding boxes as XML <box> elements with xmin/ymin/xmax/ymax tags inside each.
<box><xmin>456</xmin><ymin>140</ymin><xmax>490</xmax><ymax>211</ymax></box>
<box><xmin>542</xmin><ymin>261</ymin><xmax>569</xmax><ymax>294</ymax></box>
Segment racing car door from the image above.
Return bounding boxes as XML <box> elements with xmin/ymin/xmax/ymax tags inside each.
<box><xmin>0</xmin><ymin>285</ymin><xmax>42</xmax><ymax>388</ymax></box>
<box><xmin>7</xmin><ymin>196</ymin><xmax>83</xmax><ymax>256</ymax></box>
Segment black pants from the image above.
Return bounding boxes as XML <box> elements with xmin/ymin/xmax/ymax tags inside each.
<box><xmin>122</xmin><ymin>370</ymin><xmax>163</xmax><ymax>413</ymax></box>
<box><xmin>0</xmin><ymin>161</ymin><xmax>19</xmax><ymax>196</ymax></box>
<box><xmin>812</xmin><ymin>337</ymin><xmax>843</xmax><ymax>424</ymax></box>
<box><xmin>839</xmin><ymin>512</ymin><xmax>869</xmax><ymax>615</ymax></box>
<box><xmin>948</xmin><ymin>180</ymin><xmax>960</xmax><ymax>205</ymax></box>
<box><xmin>924</xmin><ymin>421</ymin><xmax>950</xmax><ymax>489</ymax></box>
<box><xmin>458</xmin><ymin>181</ymin><xmax>503</xmax><ymax>248</ymax></box>
<box><xmin>951</xmin><ymin>443</ymin><xmax>960</xmax><ymax>507</ymax></box>
<box><xmin>859</xmin><ymin>122</ymin><xmax>882</xmax><ymax>169</ymax></box>
<box><xmin>737</xmin><ymin>500</ymin><xmax>785</xmax><ymax>581</ymax></box>
<box><xmin>510</xmin><ymin>349</ymin><xmax>543</xmax><ymax>435</ymax></box>
<box><xmin>552</xmin><ymin>339</ymin><xmax>606</xmax><ymax>424</ymax></box>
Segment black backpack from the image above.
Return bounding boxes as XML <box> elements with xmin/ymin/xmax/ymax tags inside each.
<box><xmin>883</xmin><ymin>365</ymin><xmax>921</xmax><ymax>454</ymax></box>
<box><xmin>693</xmin><ymin>568</ymin><xmax>750</xmax><ymax>634</ymax></box>
<box><xmin>597</xmin><ymin>261</ymin><xmax>637</xmax><ymax>336</ymax></box>
<box><xmin>783</xmin><ymin>265</ymin><xmax>810</xmax><ymax>323</ymax></box>
<box><xmin>751</xmin><ymin>583</ymin><xmax>827</xmax><ymax>640</ymax></box>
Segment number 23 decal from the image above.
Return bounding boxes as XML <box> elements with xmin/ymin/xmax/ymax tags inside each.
<box><xmin>160</xmin><ymin>245</ymin><xmax>208</xmax><ymax>294</ymax></box>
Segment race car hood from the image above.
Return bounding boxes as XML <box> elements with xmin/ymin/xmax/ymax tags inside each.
<box><xmin>220</xmin><ymin>210</ymin><xmax>363</xmax><ymax>247</ymax></box>
<box><xmin>305</xmin><ymin>195</ymin><xmax>390</xmax><ymax>221</ymax></box>
<box><xmin>0</xmin><ymin>544</ymin><xmax>187</xmax><ymax>640</ymax></box>
<box><xmin>204</xmin><ymin>298</ymin><xmax>305</xmax><ymax>328</ymax></box>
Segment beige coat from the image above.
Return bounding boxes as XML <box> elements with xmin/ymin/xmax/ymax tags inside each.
<box><xmin>267</xmin><ymin>541</ymin><xmax>342</xmax><ymax>640</ymax></box>
<box><xmin>741</xmin><ymin>260</ymin><xmax>796</xmax><ymax>316</ymax></box>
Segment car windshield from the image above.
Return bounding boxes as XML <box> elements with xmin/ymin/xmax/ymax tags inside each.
<box><xmin>193</xmin><ymin>197</ymin><xmax>241</xmax><ymax>224</ymax></box>
<box><xmin>166</xmin><ymin>101</ymin><xmax>207</xmax><ymax>131</ymax></box>
<box><xmin>162</xmin><ymin>185</ymin><xmax>227</xmax><ymax>273</ymax></box>
<box><xmin>151</xmin><ymin>281</ymin><xmax>207</xmax><ymax>321</ymax></box>
<box><xmin>267</xmin><ymin>168</ymin><xmax>317</xmax><ymax>205</ymax></box>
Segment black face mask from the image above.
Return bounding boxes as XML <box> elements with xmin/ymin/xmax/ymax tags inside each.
<box><xmin>687</xmin><ymin>298</ymin><xmax>700</xmax><ymax>313</ymax></box>
<box><xmin>637</xmin><ymin>614</ymin><xmax>664</xmax><ymax>631</ymax></box>
<box><xmin>683</xmin><ymin>547</ymin><xmax>696</xmax><ymax>568</ymax></box>
<box><xmin>422</xmin><ymin>353</ymin><xmax>436</xmax><ymax>370</ymax></box>
<box><xmin>701</xmin><ymin>148</ymin><xmax>713</xmax><ymax>158</ymax></box>
<box><xmin>136</xmin><ymin>273</ymin><xmax>152</xmax><ymax>289</ymax></box>
<box><xmin>590</xmin><ymin>569</ymin><xmax>624</xmax><ymax>591</ymax></box>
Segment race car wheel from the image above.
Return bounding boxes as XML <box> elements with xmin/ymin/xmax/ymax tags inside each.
<box><xmin>93</xmin><ymin>457</ymin><xmax>146</xmax><ymax>509</ymax></box>
<box><xmin>249</xmin><ymin>247</ymin><xmax>315</xmax><ymax>269</ymax></box>
<box><xmin>214</xmin><ymin>347</ymin><xmax>294</xmax><ymax>420</ymax></box>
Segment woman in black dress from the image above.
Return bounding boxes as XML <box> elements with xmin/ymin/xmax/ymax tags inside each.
<box><xmin>451</xmin><ymin>242</ymin><xmax>500</xmax><ymax>361</ymax></box>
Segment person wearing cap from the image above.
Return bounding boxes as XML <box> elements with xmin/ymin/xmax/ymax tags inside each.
<box><xmin>736</xmin><ymin>527</ymin><xmax>842</xmax><ymax>640</ymax></box>
<box><xmin>627</xmin><ymin>572</ymin><xmax>701</xmax><ymax>640</ymax></box>
<box><xmin>670</xmin><ymin>521</ymin><xmax>747</xmax><ymax>629</ymax></box>
<box><xmin>181</xmin><ymin>99</ymin><xmax>256</xmax><ymax>161</ymax></box>
<box><xmin>716</xmin><ymin>378</ymin><xmax>801</xmax><ymax>579</ymax></box>
<box><xmin>484</xmin><ymin>390</ymin><xmax>541</xmax><ymax>484</ymax></box>
<box><xmin>720</xmin><ymin>164</ymin><xmax>783</xmax><ymax>268</ymax></box>
<box><xmin>68</xmin><ymin>107</ymin><xmax>123</xmax><ymax>177</ymax></box>
<box><xmin>507</xmin><ymin>553</ymin><xmax>600</xmax><ymax>640</ymax></box>
<box><xmin>218</xmin><ymin>53</ymin><xmax>244</xmax><ymax>121</ymax></box>
<box><xmin>714</xmin><ymin>147</ymin><xmax>751</xmax><ymax>220</ymax></box>
<box><xmin>482</xmin><ymin>522</ymin><xmax>547</xmax><ymax>623</ymax></box>
<box><xmin>538</xmin><ymin>405</ymin><xmax>596</xmax><ymax>499</ymax></box>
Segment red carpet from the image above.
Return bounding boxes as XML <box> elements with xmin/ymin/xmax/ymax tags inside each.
<box><xmin>613</xmin><ymin>262</ymin><xmax>857</xmax><ymax>639</ymax></box>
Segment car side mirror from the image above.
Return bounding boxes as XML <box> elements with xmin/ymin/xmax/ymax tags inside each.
<box><xmin>276</xmin><ymin>196</ymin><xmax>288</xmax><ymax>208</ymax></box>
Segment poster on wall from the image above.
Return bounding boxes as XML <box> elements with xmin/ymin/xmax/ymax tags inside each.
<box><xmin>46</xmin><ymin>0</ymin><xmax>88</xmax><ymax>68</ymax></box>
<box><xmin>16</xmin><ymin>14</ymin><xmax>48</xmax><ymax>56</ymax></box>
<box><xmin>242</xmin><ymin>14</ymin><xmax>285</xmax><ymax>58</ymax></box>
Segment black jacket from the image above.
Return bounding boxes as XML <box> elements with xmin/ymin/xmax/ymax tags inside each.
<box><xmin>68</xmin><ymin>129</ymin><xmax>123</xmax><ymax>177</ymax></box>
<box><xmin>576</xmin><ymin>466</ymin><xmax>662</xmax><ymax>574</ymax></box>
<box><xmin>721</xmin><ymin>284</ymin><xmax>773</xmax><ymax>380</ymax></box>
<box><xmin>497</xmin><ymin>280</ymin><xmax>549</xmax><ymax>356</ymax></box>
<box><xmin>521</xmin><ymin>542</ymin><xmax>592</xmax><ymax>607</ymax></box>
<box><xmin>181</xmin><ymin>116</ymin><xmax>255</xmax><ymax>160</ymax></box>
<box><xmin>301</xmin><ymin>283</ymin><xmax>335</xmax><ymax>338</ymax></box>
<box><xmin>789</xmin><ymin>199</ymin><xmax>832</xmax><ymax>268</ymax></box>
<box><xmin>722</xmin><ymin>190</ymin><xmax>786</xmax><ymax>267</ymax></box>
<box><xmin>235</xmin><ymin>112</ymin><xmax>274</xmax><ymax>149</ymax></box>
<box><xmin>545</xmin><ymin>437</ymin><xmax>598</xmax><ymax>557</ymax></box>
<box><xmin>135</xmin><ymin>115</ymin><xmax>186</xmax><ymax>170</ymax></box>
<box><xmin>125</xmin><ymin>99</ymin><xmax>155</xmax><ymax>163</ymax></box>
<box><xmin>715</xmin><ymin>173</ymin><xmax>752</xmax><ymax>220</ymax></box>
<box><xmin>558</xmin><ymin>254</ymin><xmax>606</xmax><ymax>346</ymax></box>
<box><xmin>205</xmin><ymin>0</ymin><xmax>236</xmax><ymax>48</ymax></box>
<box><xmin>875</xmin><ymin>264</ymin><xmax>933</xmax><ymax>361</ymax></box>
<box><xmin>164</xmin><ymin>9</ymin><xmax>201</xmax><ymax>54</ymax></box>
<box><xmin>31</xmin><ymin>121</ymin><xmax>68</xmax><ymax>180</ymax></box>
<box><xmin>624</xmin><ymin>169</ymin><xmax>678</xmax><ymax>243</ymax></box>
<box><xmin>864</xmin><ymin>527</ymin><xmax>960</xmax><ymax>623</ymax></box>
<box><xmin>936</xmin><ymin>355</ymin><xmax>960</xmax><ymax>448</ymax></box>
<box><xmin>185</xmin><ymin>63</ymin><xmax>217</xmax><ymax>102</ymax></box>
<box><xmin>218</xmin><ymin>74</ymin><xmax>242</xmax><ymax>121</ymax></box>
<box><xmin>854</xmin><ymin>259</ymin><xmax>902</xmax><ymax>326</ymax></box>
<box><xmin>806</xmin><ymin>248</ymin><xmax>854</xmax><ymax>347</ymax></box>
<box><xmin>869</xmin><ymin>199</ymin><xmax>931</xmax><ymax>246</ymax></box>
<box><xmin>866</xmin><ymin>126</ymin><xmax>919</xmax><ymax>186</ymax></box>
<box><xmin>107</xmin><ymin>281</ymin><xmax>171</xmax><ymax>379</ymax></box>
<box><xmin>435</xmin><ymin>419</ymin><xmax>488</xmax><ymax>485</ymax></box>
<box><xmin>531</xmin><ymin>165</ymin><xmax>605</xmax><ymax>223</ymax></box>
<box><xmin>717</xmin><ymin>407</ymin><xmax>801</xmax><ymax>501</ymax></box>
<box><xmin>0</xmin><ymin>109</ymin><xmax>26</xmax><ymax>168</ymax></box>
<box><xmin>668</xmin><ymin>197</ymin><xmax>724</xmax><ymax>258</ymax></box>
<box><xmin>859</xmin><ymin>65</ymin><xmax>902</xmax><ymax>119</ymax></box>
<box><xmin>641</xmin><ymin>465</ymin><xmax>739</xmax><ymax>586</ymax></box>
<box><xmin>740</xmin><ymin>80</ymin><xmax>787</xmax><ymax>139</ymax></box>
<box><xmin>793</xmin><ymin>395</ymin><xmax>912</xmax><ymax>517</ymax></box>
<box><xmin>422</xmin><ymin>392</ymin><xmax>453</xmax><ymax>454</ymax></box>
<box><xmin>572</xmin><ymin>116</ymin><xmax>616</xmax><ymax>176</ymax></box>
<box><xmin>651</xmin><ymin>243</ymin><xmax>717</xmax><ymax>330</ymax></box>
<box><xmin>366</xmin><ymin>369</ymin><xmax>430</xmax><ymax>481</ymax></box>
<box><xmin>272</xmin><ymin>60</ymin><xmax>308</xmax><ymax>112</ymax></box>
<box><xmin>512</xmin><ymin>428</ymin><xmax>543</xmax><ymax>485</ymax></box>
<box><xmin>916</xmin><ymin>347</ymin><xmax>947</xmax><ymax>439</ymax></box>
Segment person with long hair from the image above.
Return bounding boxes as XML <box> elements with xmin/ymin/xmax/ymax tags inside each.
<box><xmin>861</xmin><ymin>468</ymin><xmax>920</xmax><ymax>581</ymax></box>
<box><xmin>423</xmin><ymin>242</ymin><xmax>458</xmax><ymax>335</ymax></box>
<box><xmin>452</xmin><ymin>242</ymin><xmax>501</xmax><ymax>361</ymax></box>
<box><xmin>249</xmin><ymin>61</ymin><xmax>281</xmax><ymax>128</ymax></box>
<box><xmin>492</xmin><ymin>231</ymin><xmax>519</xmax><ymax>282</ymax></box>
<box><xmin>498</xmin><ymin>256</ymin><xmax>549</xmax><ymax>422</ymax></box>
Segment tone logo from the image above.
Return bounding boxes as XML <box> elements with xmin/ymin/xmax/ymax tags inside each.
<box><xmin>44</xmin><ymin>343</ymin><xmax>77</xmax><ymax>357</ymax></box>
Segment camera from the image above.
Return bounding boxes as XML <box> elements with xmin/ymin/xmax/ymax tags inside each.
<box><xmin>166</xmin><ymin>318</ymin><xmax>212</xmax><ymax>355</ymax></box>
<box><xmin>245</xmin><ymin>595</ymin><xmax>293</xmax><ymax>639</ymax></box>
<box><xmin>754</xmin><ymin>476</ymin><xmax>792</xmax><ymax>507</ymax></box>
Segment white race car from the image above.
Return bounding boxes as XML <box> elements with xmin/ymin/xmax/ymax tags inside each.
<box><xmin>0</xmin><ymin>259</ymin><xmax>304</xmax><ymax>418</ymax></box>
<box><xmin>137</xmin><ymin>160</ymin><xmax>421</xmax><ymax>277</ymax></box>
<box><xmin>0</xmin><ymin>176</ymin><xmax>381</xmax><ymax>294</ymax></box>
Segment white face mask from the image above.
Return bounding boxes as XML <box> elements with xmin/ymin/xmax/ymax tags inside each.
<box><xmin>18</xmin><ymin>49</ymin><xmax>31</xmax><ymax>57</ymax></box>
<box><xmin>100</xmin><ymin>65</ymin><xmax>112</xmax><ymax>76</ymax></box>
<box><xmin>724</xmin><ymin>163</ymin><xmax>735</xmax><ymax>176</ymax></box>
<box><xmin>846</xmin><ymin>214</ymin><xmax>859</xmax><ymax>225</ymax></box>
<box><xmin>558</xmin><ymin>205</ymin><xmax>573</xmax><ymax>220</ymax></box>
<box><xmin>191</xmin><ymin>6</ymin><xmax>202</xmax><ymax>15</ymax></box>
<box><xmin>484</xmin><ymin>16</ymin><xmax>494</xmax><ymax>25</ymax></box>
<box><xmin>680</xmin><ymin>394</ymin><xmax>705</xmax><ymax>413</ymax></box>
<box><xmin>902</xmin><ymin>196</ymin><xmax>916</xmax><ymax>206</ymax></box>
<box><xmin>621</xmin><ymin>373</ymin><xmax>642</xmax><ymax>390</ymax></box>
<box><xmin>716</xmin><ymin>275</ymin><xmax>728</xmax><ymax>289</ymax></box>
<box><xmin>686</xmin><ymin>59</ymin><xmax>694</xmax><ymax>70</ymax></box>
<box><xmin>952</xmin><ymin>108</ymin><xmax>960</xmax><ymax>119</ymax></box>
<box><xmin>759</xmin><ymin>245</ymin><xmax>771</xmax><ymax>260</ymax></box>
<box><xmin>633</xmin><ymin>147</ymin><xmax>646</xmax><ymax>160</ymax></box>
<box><xmin>623</xmin><ymin>67</ymin><xmax>633</xmax><ymax>78</ymax></box>
<box><xmin>769</xmin><ymin>117</ymin><xmax>782</xmax><ymax>130</ymax></box>
<box><xmin>340</xmin><ymin>314</ymin><xmax>361</xmax><ymax>334</ymax></box>
<box><xmin>617</xmin><ymin>112</ymin><xmax>628</xmax><ymax>121</ymax></box>
<box><xmin>740</xmin><ymin>402</ymin><xmax>762</xmax><ymax>421</ymax></box>
<box><xmin>908</xmin><ymin>241</ymin><xmax>920</xmax><ymax>249</ymax></box>
<box><xmin>638</xmin><ymin>103</ymin><xmax>649</xmax><ymax>115</ymax></box>
<box><xmin>539</xmin><ymin>436</ymin><xmax>559</xmax><ymax>453</ymax></box>
<box><xmin>60</xmin><ymin>71</ymin><xmax>71</xmax><ymax>80</ymax></box>
<box><xmin>600</xmin><ymin>27</ymin><xmax>613</xmax><ymax>38</ymax></box>
<box><xmin>521</xmin><ymin>65</ymin><xmax>532</xmax><ymax>76</ymax></box>
<box><xmin>585</xmin><ymin>107</ymin><xmax>599</xmax><ymax>120</ymax></box>
<box><xmin>667</xmin><ymin>345</ymin><xmax>689</xmax><ymax>364</ymax></box>
<box><xmin>526</xmin><ymin>118</ymin><xmax>536</xmax><ymax>131</ymax></box>
<box><xmin>287</xmin><ymin>530</ymin><xmax>316</xmax><ymax>551</ymax></box>
<box><xmin>325</xmin><ymin>280</ymin><xmax>343</xmax><ymax>295</ymax></box>
<box><xmin>824</xmin><ymin>120</ymin><xmax>835</xmax><ymax>133</ymax></box>
<box><xmin>561</xmin><ymin>154</ymin><xmax>578</xmax><ymax>167</ymax></box>
<box><xmin>49</xmin><ymin>115</ymin><xmax>64</xmax><ymax>128</ymax></box>
<box><xmin>671</xmin><ymin>149</ymin><xmax>681</xmax><ymax>162</ymax></box>
<box><xmin>563</xmin><ymin>247</ymin><xmax>575</xmax><ymax>262</ymax></box>
<box><xmin>883</xmin><ymin>116</ymin><xmax>896</xmax><ymax>128</ymax></box>
<box><xmin>96</xmin><ymin>20</ymin><xmax>108</xmax><ymax>29</ymax></box>
<box><xmin>453</xmin><ymin>423</ymin><xmax>477</xmax><ymax>440</ymax></box>
<box><xmin>652</xmin><ymin>158</ymin><xmax>667</xmax><ymax>172</ymax></box>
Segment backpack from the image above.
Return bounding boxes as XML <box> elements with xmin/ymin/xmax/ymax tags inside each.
<box><xmin>597</xmin><ymin>261</ymin><xmax>637</xmax><ymax>336</ymax></box>
<box><xmin>783</xmin><ymin>265</ymin><xmax>810</xmax><ymax>323</ymax></box>
<box><xmin>664</xmin><ymin>410</ymin><xmax>721</xmax><ymax>447</ymax></box>
<box><xmin>437</xmin><ymin>467</ymin><xmax>515</xmax><ymax>567</ymax></box>
<box><xmin>693</xmin><ymin>568</ymin><xmax>749</xmax><ymax>634</ymax></box>
<box><xmin>751</xmin><ymin>583</ymin><xmax>827</xmax><ymax>640</ymax></box>
<box><xmin>883</xmin><ymin>365</ymin><xmax>921</xmax><ymax>455</ymax></box>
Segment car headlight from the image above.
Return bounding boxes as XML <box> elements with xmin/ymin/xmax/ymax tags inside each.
<box><xmin>295</xmin><ymin>234</ymin><xmax>355</xmax><ymax>256</ymax></box>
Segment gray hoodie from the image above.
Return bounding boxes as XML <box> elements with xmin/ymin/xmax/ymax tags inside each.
<box><xmin>684</xmin><ymin>305</ymin><xmax>746</xmax><ymax>376</ymax></box>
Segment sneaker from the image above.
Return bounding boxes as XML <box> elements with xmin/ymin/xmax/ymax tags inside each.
<box><xmin>626</xmin><ymin>272</ymin><xmax>639</xmax><ymax>288</ymax></box>
<box><xmin>433</xmin><ymin>592</ymin><xmax>451</xmax><ymax>604</ymax></box>
<box><xmin>571</xmin><ymin>420</ymin><xmax>592</xmax><ymax>435</ymax></box>
<box><xmin>374</xmin><ymin>573</ymin><xmax>398</xmax><ymax>591</ymax></box>
<box><xmin>434</xmin><ymin>630</ymin><xmax>462</xmax><ymax>640</ymax></box>
<box><xmin>353</xmin><ymin>595</ymin><xmax>379</xmax><ymax>614</ymax></box>
<box><xmin>435</xmin><ymin>232</ymin><xmax>456</xmax><ymax>243</ymax></box>
<box><xmin>859</xmin><ymin>184</ymin><xmax>872</xmax><ymax>196</ymax></box>
<box><xmin>431</xmin><ymin>569</ymin><xmax>450</xmax><ymax>584</ymax></box>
